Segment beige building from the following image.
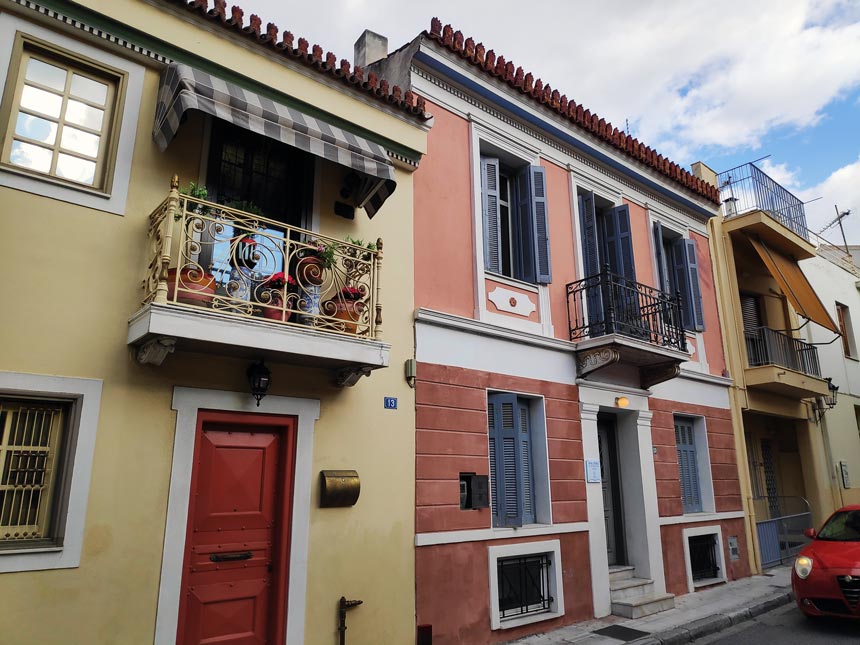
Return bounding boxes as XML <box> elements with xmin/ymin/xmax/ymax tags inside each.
<box><xmin>700</xmin><ymin>160</ymin><xmax>841</xmax><ymax>573</ymax></box>
<box><xmin>0</xmin><ymin>1</ymin><xmax>428</xmax><ymax>643</ymax></box>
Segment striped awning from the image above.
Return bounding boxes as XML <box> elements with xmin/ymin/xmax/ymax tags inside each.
<box><xmin>153</xmin><ymin>63</ymin><xmax>396</xmax><ymax>217</ymax></box>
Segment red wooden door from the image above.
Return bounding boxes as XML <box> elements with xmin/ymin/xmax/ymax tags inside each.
<box><xmin>177</xmin><ymin>413</ymin><xmax>295</xmax><ymax>645</ymax></box>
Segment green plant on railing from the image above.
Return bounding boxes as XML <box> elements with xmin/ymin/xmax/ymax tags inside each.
<box><xmin>227</xmin><ymin>199</ymin><xmax>264</xmax><ymax>217</ymax></box>
<box><xmin>177</xmin><ymin>182</ymin><xmax>210</xmax><ymax>220</ymax></box>
<box><xmin>344</xmin><ymin>236</ymin><xmax>377</xmax><ymax>262</ymax></box>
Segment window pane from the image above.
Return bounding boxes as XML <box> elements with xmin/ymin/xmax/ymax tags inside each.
<box><xmin>65</xmin><ymin>100</ymin><xmax>104</xmax><ymax>131</ymax></box>
<box><xmin>9</xmin><ymin>140</ymin><xmax>52</xmax><ymax>173</ymax></box>
<box><xmin>19</xmin><ymin>85</ymin><xmax>62</xmax><ymax>118</ymax></box>
<box><xmin>70</xmin><ymin>74</ymin><xmax>107</xmax><ymax>105</ymax></box>
<box><xmin>60</xmin><ymin>126</ymin><xmax>100</xmax><ymax>158</ymax></box>
<box><xmin>15</xmin><ymin>113</ymin><xmax>57</xmax><ymax>144</ymax></box>
<box><xmin>56</xmin><ymin>154</ymin><xmax>96</xmax><ymax>185</ymax></box>
<box><xmin>25</xmin><ymin>57</ymin><xmax>67</xmax><ymax>91</ymax></box>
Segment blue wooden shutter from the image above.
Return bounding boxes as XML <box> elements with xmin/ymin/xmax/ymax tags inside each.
<box><xmin>605</xmin><ymin>205</ymin><xmax>637</xmax><ymax>282</ymax></box>
<box><xmin>578</xmin><ymin>192</ymin><xmax>600</xmax><ymax>278</ymax></box>
<box><xmin>488</xmin><ymin>393</ymin><xmax>523</xmax><ymax>527</ymax></box>
<box><xmin>482</xmin><ymin>157</ymin><xmax>502</xmax><ymax>273</ymax></box>
<box><xmin>515</xmin><ymin>168</ymin><xmax>536</xmax><ymax>283</ymax></box>
<box><xmin>488</xmin><ymin>401</ymin><xmax>499</xmax><ymax>522</ymax></box>
<box><xmin>653</xmin><ymin>221</ymin><xmax>666</xmax><ymax>292</ymax></box>
<box><xmin>675</xmin><ymin>418</ymin><xmax>702</xmax><ymax>513</ymax></box>
<box><xmin>528</xmin><ymin>166</ymin><xmax>552</xmax><ymax>284</ymax></box>
<box><xmin>673</xmin><ymin>238</ymin><xmax>705</xmax><ymax>332</ymax></box>
<box><xmin>518</xmin><ymin>399</ymin><xmax>535</xmax><ymax>524</ymax></box>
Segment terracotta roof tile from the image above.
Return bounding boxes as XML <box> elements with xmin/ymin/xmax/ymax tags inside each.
<box><xmin>426</xmin><ymin>17</ymin><xmax>720</xmax><ymax>205</ymax></box>
<box><xmin>157</xmin><ymin>1</ymin><xmax>430</xmax><ymax>121</ymax></box>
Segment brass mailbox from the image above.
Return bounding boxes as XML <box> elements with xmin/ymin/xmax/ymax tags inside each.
<box><xmin>319</xmin><ymin>470</ymin><xmax>360</xmax><ymax>508</ymax></box>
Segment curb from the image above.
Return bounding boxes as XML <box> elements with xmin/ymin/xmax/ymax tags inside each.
<box><xmin>628</xmin><ymin>590</ymin><xmax>793</xmax><ymax>645</ymax></box>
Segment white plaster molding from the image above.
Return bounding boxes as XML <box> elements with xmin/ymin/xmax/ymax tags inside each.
<box><xmin>487</xmin><ymin>285</ymin><xmax>538</xmax><ymax>317</ymax></box>
<box><xmin>0</xmin><ymin>372</ymin><xmax>102</xmax><ymax>573</ymax></box>
<box><xmin>415</xmin><ymin>522</ymin><xmax>589</xmax><ymax>547</ymax></box>
<box><xmin>658</xmin><ymin>510</ymin><xmax>745</xmax><ymax>526</ymax></box>
<box><xmin>154</xmin><ymin>387</ymin><xmax>320</xmax><ymax>645</ymax></box>
<box><xmin>650</xmin><ymin>372</ymin><xmax>731</xmax><ymax>409</ymax></box>
<box><xmin>488</xmin><ymin>539</ymin><xmax>565</xmax><ymax>630</ymax></box>
<box><xmin>579</xmin><ymin>405</ymin><xmax>610</xmax><ymax>617</ymax></box>
<box><xmin>682</xmin><ymin>525</ymin><xmax>728</xmax><ymax>594</ymax></box>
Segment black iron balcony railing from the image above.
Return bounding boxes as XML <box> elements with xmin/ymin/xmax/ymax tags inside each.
<box><xmin>744</xmin><ymin>326</ymin><xmax>821</xmax><ymax>377</ymax></box>
<box><xmin>566</xmin><ymin>269</ymin><xmax>687</xmax><ymax>351</ymax></box>
<box><xmin>716</xmin><ymin>162</ymin><xmax>809</xmax><ymax>240</ymax></box>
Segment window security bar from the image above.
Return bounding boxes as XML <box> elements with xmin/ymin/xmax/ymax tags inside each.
<box><xmin>497</xmin><ymin>554</ymin><xmax>552</xmax><ymax>620</ymax></box>
<box><xmin>689</xmin><ymin>535</ymin><xmax>720</xmax><ymax>582</ymax></box>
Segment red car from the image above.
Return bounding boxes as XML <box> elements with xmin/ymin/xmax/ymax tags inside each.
<box><xmin>792</xmin><ymin>505</ymin><xmax>860</xmax><ymax>618</ymax></box>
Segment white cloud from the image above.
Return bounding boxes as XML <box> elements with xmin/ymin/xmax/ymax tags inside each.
<box><xmin>797</xmin><ymin>157</ymin><xmax>860</xmax><ymax>242</ymax></box>
<box><xmin>757</xmin><ymin>159</ymin><xmax>800</xmax><ymax>190</ymax></box>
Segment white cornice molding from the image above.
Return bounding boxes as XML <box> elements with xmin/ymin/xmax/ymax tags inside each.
<box><xmin>658</xmin><ymin>510</ymin><xmax>745</xmax><ymax>526</ymax></box>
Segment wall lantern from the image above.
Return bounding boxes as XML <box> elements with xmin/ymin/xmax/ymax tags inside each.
<box><xmin>247</xmin><ymin>360</ymin><xmax>271</xmax><ymax>407</ymax></box>
<box><xmin>615</xmin><ymin>396</ymin><xmax>630</xmax><ymax>409</ymax></box>
<box><xmin>825</xmin><ymin>377</ymin><xmax>839</xmax><ymax>410</ymax></box>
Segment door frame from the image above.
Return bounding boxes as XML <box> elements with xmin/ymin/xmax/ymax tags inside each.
<box><xmin>154</xmin><ymin>388</ymin><xmax>320</xmax><ymax>645</ymax></box>
<box><xmin>597</xmin><ymin>416</ymin><xmax>626</xmax><ymax>566</ymax></box>
<box><xmin>176</xmin><ymin>410</ymin><xmax>297</xmax><ymax>645</ymax></box>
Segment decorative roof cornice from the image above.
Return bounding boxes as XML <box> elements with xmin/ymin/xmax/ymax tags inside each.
<box><xmin>424</xmin><ymin>17</ymin><xmax>720</xmax><ymax>205</ymax></box>
<box><xmin>156</xmin><ymin>0</ymin><xmax>431</xmax><ymax>122</ymax></box>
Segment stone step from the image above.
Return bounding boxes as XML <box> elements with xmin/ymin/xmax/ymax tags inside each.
<box><xmin>610</xmin><ymin>577</ymin><xmax>655</xmax><ymax>601</ymax></box>
<box><xmin>611</xmin><ymin>592</ymin><xmax>676</xmax><ymax>619</ymax></box>
<box><xmin>608</xmin><ymin>565</ymin><xmax>636</xmax><ymax>583</ymax></box>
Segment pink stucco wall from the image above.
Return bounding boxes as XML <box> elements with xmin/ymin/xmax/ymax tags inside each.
<box><xmin>626</xmin><ymin>199</ymin><xmax>656</xmax><ymax>288</ymax></box>
<box><xmin>691</xmin><ymin>230</ymin><xmax>726</xmax><ymax>376</ymax></box>
<box><xmin>544</xmin><ymin>159</ymin><xmax>577</xmax><ymax>340</ymax></box>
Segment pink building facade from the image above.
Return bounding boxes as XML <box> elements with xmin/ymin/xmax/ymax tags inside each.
<box><xmin>373</xmin><ymin>19</ymin><xmax>751</xmax><ymax>644</ymax></box>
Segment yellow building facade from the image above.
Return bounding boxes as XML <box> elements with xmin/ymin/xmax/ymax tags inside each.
<box><xmin>698</xmin><ymin>161</ymin><xmax>840</xmax><ymax>574</ymax></box>
<box><xmin>0</xmin><ymin>1</ymin><xmax>428</xmax><ymax>643</ymax></box>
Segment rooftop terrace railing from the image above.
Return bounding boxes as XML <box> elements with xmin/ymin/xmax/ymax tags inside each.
<box><xmin>717</xmin><ymin>162</ymin><xmax>809</xmax><ymax>240</ymax></box>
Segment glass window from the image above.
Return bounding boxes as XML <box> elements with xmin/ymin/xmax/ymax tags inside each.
<box><xmin>817</xmin><ymin>510</ymin><xmax>860</xmax><ymax>541</ymax></box>
<box><xmin>1</xmin><ymin>41</ymin><xmax>122</xmax><ymax>191</ymax></box>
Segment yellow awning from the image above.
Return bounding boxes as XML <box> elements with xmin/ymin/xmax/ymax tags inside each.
<box><xmin>747</xmin><ymin>235</ymin><xmax>840</xmax><ymax>334</ymax></box>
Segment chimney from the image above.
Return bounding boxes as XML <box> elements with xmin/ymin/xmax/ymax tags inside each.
<box><xmin>354</xmin><ymin>29</ymin><xmax>388</xmax><ymax>68</ymax></box>
<box><xmin>691</xmin><ymin>161</ymin><xmax>718</xmax><ymax>189</ymax></box>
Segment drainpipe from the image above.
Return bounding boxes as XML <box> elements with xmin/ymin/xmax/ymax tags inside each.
<box><xmin>337</xmin><ymin>597</ymin><xmax>363</xmax><ymax>645</ymax></box>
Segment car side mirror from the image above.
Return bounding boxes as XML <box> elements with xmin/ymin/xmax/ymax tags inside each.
<box><xmin>803</xmin><ymin>528</ymin><xmax>817</xmax><ymax>539</ymax></box>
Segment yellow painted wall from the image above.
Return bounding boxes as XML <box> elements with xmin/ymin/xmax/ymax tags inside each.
<box><xmin>822</xmin><ymin>394</ymin><xmax>860</xmax><ymax>508</ymax></box>
<box><xmin>0</xmin><ymin>3</ymin><xmax>425</xmax><ymax>643</ymax></box>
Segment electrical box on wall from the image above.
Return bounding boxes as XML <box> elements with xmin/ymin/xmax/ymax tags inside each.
<box><xmin>840</xmin><ymin>460</ymin><xmax>851</xmax><ymax>489</ymax></box>
<box><xmin>728</xmin><ymin>535</ymin><xmax>740</xmax><ymax>561</ymax></box>
<box><xmin>459</xmin><ymin>473</ymin><xmax>489</xmax><ymax>510</ymax></box>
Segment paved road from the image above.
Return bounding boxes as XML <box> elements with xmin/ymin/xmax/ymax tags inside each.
<box><xmin>700</xmin><ymin>602</ymin><xmax>859</xmax><ymax>644</ymax></box>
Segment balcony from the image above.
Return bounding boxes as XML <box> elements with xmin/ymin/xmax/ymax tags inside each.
<box><xmin>567</xmin><ymin>270</ymin><xmax>688</xmax><ymax>388</ymax></box>
<box><xmin>743</xmin><ymin>326</ymin><xmax>830</xmax><ymax>398</ymax></box>
<box><xmin>717</xmin><ymin>163</ymin><xmax>816</xmax><ymax>260</ymax></box>
<box><xmin>127</xmin><ymin>179</ymin><xmax>389</xmax><ymax>385</ymax></box>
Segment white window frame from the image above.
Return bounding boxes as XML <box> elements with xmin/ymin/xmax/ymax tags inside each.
<box><xmin>470</xmin><ymin>118</ymin><xmax>552</xmax><ymax>336</ymax></box>
<box><xmin>488</xmin><ymin>539</ymin><xmax>565</xmax><ymax>630</ymax></box>
<box><xmin>0</xmin><ymin>371</ymin><xmax>102</xmax><ymax>573</ymax></box>
<box><xmin>0</xmin><ymin>14</ymin><xmax>144</xmax><ymax>216</ymax></box>
<box><xmin>682</xmin><ymin>524</ymin><xmax>727</xmax><ymax>593</ymax></box>
<box><xmin>675</xmin><ymin>414</ymin><xmax>716</xmax><ymax>515</ymax></box>
<box><xmin>486</xmin><ymin>390</ymin><xmax>552</xmax><ymax>528</ymax></box>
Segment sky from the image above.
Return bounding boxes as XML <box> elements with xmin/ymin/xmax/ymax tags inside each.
<box><xmin>248</xmin><ymin>0</ymin><xmax>860</xmax><ymax>241</ymax></box>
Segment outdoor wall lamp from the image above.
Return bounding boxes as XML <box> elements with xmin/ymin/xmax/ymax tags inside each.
<box><xmin>615</xmin><ymin>396</ymin><xmax>630</xmax><ymax>408</ymax></box>
<box><xmin>247</xmin><ymin>360</ymin><xmax>271</xmax><ymax>406</ymax></box>
<box><xmin>825</xmin><ymin>377</ymin><xmax>839</xmax><ymax>410</ymax></box>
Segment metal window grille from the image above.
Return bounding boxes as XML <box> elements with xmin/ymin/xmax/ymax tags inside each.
<box><xmin>689</xmin><ymin>534</ymin><xmax>719</xmax><ymax>582</ymax></box>
<box><xmin>0</xmin><ymin>400</ymin><xmax>67</xmax><ymax>543</ymax></box>
<box><xmin>497</xmin><ymin>554</ymin><xmax>553</xmax><ymax>620</ymax></box>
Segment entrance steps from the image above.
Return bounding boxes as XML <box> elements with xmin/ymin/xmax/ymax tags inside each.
<box><xmin>608</xmin><ymin>565</ymin><xmax>675</xmax><ymax>619</ymax></box>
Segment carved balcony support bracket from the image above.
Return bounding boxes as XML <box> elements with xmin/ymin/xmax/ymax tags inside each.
<box><xmin>335</xmin><ymin>365</ymin><xmax>374</xmax><ymax>387</ymax></box>
<box><xmin>640</xmin><ymin>362</ymin><xmax>681</xmax><ymax>389</ymax></box>
<box><xmin>576</xmin><ymin>347</ymin><xmax>621</xmax><ymax>378</ymax></box>
<box><xmin>136</xmin><ymin>336</ymin><xmax>177</xmax><ymax>366</ymax></box>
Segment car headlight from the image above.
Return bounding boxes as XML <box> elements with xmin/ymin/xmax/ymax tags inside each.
<box><xmin>795</xmin><ymin>555</ymin><xmax>813</xmax><ymax>579</ymax></box>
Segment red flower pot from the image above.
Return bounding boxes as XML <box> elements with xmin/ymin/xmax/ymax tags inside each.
<box><xmin>167</xmin><ymin>268</ymin><xmax>216</xmax><ymax>305</ymax></box>
<box><xmin>296</xmin><ymin>256</ymin><xmax>325</xmax><ymax>286</ymax></box>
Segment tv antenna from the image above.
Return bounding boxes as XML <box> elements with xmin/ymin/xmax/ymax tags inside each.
<box><xmin>819</xmin><ymin>205</ymin><xmax>851</xmax><ymax>253</ymax></box>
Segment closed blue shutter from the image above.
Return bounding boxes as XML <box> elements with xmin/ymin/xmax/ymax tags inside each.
<box><xmin>488</xmin><ymin>393</ymin><xmax>526</xmax><ymax>527</ymax></box>
<box><xmin>488</xmin><ymin>402</ymin><xmax>499</xmax><ymax>521</ymax></box>
<box><xmin>482</xmin><ymin>157</ymin><xmax>502</xmax><ymax>273</ymax></box>
<box><xmin>605</xmin><ymin>205</ymin><xmax>637</xmax><ymax>282</ymax></box>
<box><xmin>653</xmin><ymin>221</ymin><xmax>666</xmax><ymax>292</ymax></box>
<box><xmin>675</xmin><ymin>418</ymin><xmax>702</xmax><ymax>513</ymax></box>
<box><xmin>673</xmin><ymin>238</ymin><xmax>705</xmax><ymax>331</ymax></box>
<box><xmin>515</xmin><ymin>168</ymin><xmax>536</xmax><ymax>283</ymax></box>
<box><xmin>578</xmin><ymin>192</ymin><xmax>600</xmax><ymax>278</ymax></box>
<box><xmin>528</xmin><ymin>166</ymin><xmax>552</xmax><ymax>284</ymax></box>
<box><xmin>518</xmin><ymin>400</ymin><xmax>535</xmax><ymax>524</ymax></box>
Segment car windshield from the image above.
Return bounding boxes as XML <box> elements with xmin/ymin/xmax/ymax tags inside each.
<box><xmin>817</xmin><ymin>510</ymin><xmax>860</xmax><ymax>541</ymax></box>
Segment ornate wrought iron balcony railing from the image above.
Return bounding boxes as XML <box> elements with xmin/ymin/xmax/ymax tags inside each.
<box><xmin>744</xmin><ymin>326</ymin><xmax>821</xmax><ymax>377</ymax></box>
<box><xmin>144</xmin><ymin>178</ymin><xmax>383</xmax><ymax>339</ymax></box>
<box><xmin>566</xmin><ymin>269</ymin><xmax>687</xmax><ymax>352</ymax></box>
<box><xmin>717</xmin><ymin>162</ymin><xmax>809</xmax><ymax>240</ymax></box>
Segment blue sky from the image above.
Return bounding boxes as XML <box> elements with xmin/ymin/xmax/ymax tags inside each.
<box><xmin>250</xmin><ymin>0</ymin><xmax>860</xmax><ymax>240</ymax></box>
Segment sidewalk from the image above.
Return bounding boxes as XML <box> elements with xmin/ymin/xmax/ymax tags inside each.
<box><xmin>510</xmin><ymin>566</ymin><xmax>793</xmax><ymax>645</ymax></box>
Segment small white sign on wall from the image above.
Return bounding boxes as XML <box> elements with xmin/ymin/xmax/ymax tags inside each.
<box><xmin>585</xmin><ymin>459</ymin><xmax>602</xmax><ymax>483</ymax></box>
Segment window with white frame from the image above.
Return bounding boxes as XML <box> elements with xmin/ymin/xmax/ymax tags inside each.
<box><xmin>480</xmin><ymin>148</ymin><xmax>551</xmax><ymax>284</ymax></box>
<box><xmin>487</xmin><ymin>392</ymin><xmax>549</xmax><ymax>528</ymax></box>
<box><xmin>1</xmin><ymin>34</ymin><xmax>125</xmax><ymax>192</ymax></box>
<box><xmin>674</xmin><ymin>415</ymin><xmax>714</xmax><ymax>514</ymax></box>
<box><xmin>836</xmin><ymin>302</ymin><xmax>857</xmax><ymax>358</ymax></box>
<box><xmin>653</xmin><ymin>221</ymin><xmax>705</xmax><ymax>332</ymax></box>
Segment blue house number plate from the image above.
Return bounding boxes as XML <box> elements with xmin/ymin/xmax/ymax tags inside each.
<box><xmin>384</xmin><ymin>397</ymin><xmax>398</xmax><ymax>409</ymax></box>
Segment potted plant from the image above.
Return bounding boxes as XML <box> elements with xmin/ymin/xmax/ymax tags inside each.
<box><xmin>231</xmin><ymin>234</ymin><xmax>259</xmax><ymax>271</ymax></box>
<box><xmin>166</xmin><ymin>266</ymin><xmax>216</xmax><ymax>305</ymax></box>
<box><xmin>259</xmin><ymin>272</ymin><xmax>295</xmax><ymax>322</ymax></box>
<box><xmin>327</xmin><ymin>285</ymin><xmax>367</xmax><ymax>335</ymax></box>
<box><xmin>344</xmin><ymin>236</ymin><xmax>377</xmax><ymax>262</ymax></box>
<box><xmin>295</xmin><ymin>239</ymin><xmax>337</xmax><ymax>287</ymax></box>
